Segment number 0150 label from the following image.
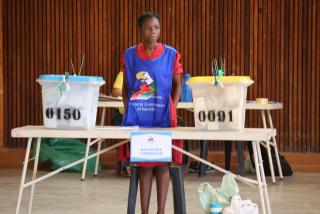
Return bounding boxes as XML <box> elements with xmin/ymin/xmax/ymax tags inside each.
<box><xmin>45</xmin><ymin>107</ymin><xmax>81</xmax><ymax>120</ymax></box>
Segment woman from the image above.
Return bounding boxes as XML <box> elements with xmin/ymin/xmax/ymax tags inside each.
<box><xmin>121</xmin><ymin>12</ymin><xmax>183</xmax><ymax>214</ymax></box>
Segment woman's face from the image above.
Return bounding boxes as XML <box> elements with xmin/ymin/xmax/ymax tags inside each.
<box><xmin>140</xmin><ymin>17</ymin><xmax>160</xmax><ymax>44</ymax></box>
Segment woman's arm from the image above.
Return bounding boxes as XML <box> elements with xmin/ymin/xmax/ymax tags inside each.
<box><xmin>171</xmin><ymin>73</ymin><xmax>182</xmax><ymax>107</ymax></box>
<box><xmin>119</xmin><ymin>55</ymin><xmax>127</xmax><ymax>110</ymax></box>
<box><xmin>112</xmin><ymin>72</ymin><xmax>123</xmax><ymax>97</ymax></box>
<box><xmin>112</xmin><ymin>88</ymin><xmax>122</xmax><ymax>97</ymax></box>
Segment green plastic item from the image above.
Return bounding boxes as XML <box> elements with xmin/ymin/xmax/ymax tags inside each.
<box><xmin>198</xmin><ymin>173</ymin><xmax>239</xmax><ymax>213</ymax></box>
<box><xmin>34</xmin><ymin>138</ymin><xmax>102</xmax><ymax>174</ymax></box>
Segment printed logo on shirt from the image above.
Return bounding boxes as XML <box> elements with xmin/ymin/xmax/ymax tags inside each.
<box><xmin>130</xmin><ymin>71</ymin><xmax>158</xmax><ymax>100</ymax></box>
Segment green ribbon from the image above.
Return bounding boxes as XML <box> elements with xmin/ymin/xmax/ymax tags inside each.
<box><xmin>59</xmin><ymin>71</ymin><xmax>70</xmax><ymax>96</ymax></box>
<box><xmin>212</xmin><ymin>58</ymin><xmax>225</xmax><ymax>87</ymax></box>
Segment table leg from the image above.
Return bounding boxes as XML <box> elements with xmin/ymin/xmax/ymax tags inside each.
<box><xmin>28</xmin><ymin>137</ymin><xmax>41</xmax><ymax>214</ymax></box>
<box><xmin>256</xmin><ymin>140</ymin><xmax>271</xmax><ymax>214</ymax></box>
<box><xmin>94</xmin><ymin>107</ymin><xmax>106</xmax><ymax>176</ymax></box>
<box><xmin>94</xmin><ymin>139</ymin><xmax>103</xmax><ymax>176</ymax></box>
<box><xmin>16</xmin><ymin>137</ymin><xmax>33</xmax><ymax>214</ymax></box>
<box><xmin>81</xmin><ymin>138</ymin><xmax>91</xmax><ymax>181</ymax></box>
<box><xmin>252</xmin><ymin>140</ymin><xmax>267</xmax><ymax>214</ymax></box>
<box><xmin>261</xmin><ymin>110</ymin><xmax>276</xmax><ymax>184</ymax></box>
<box><xmin>267</xmin><ymin>110</ymin><xmax>283</xmax><ymax>179</ymax></box>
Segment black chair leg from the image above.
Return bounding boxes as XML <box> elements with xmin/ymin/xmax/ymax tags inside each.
<box><xmin>224</xmin><ymin>141</ymin><xmax>232</xmax><ymax>170</ymax></box>
<box><xmin>199</xmin><ymin>140</ymin><xmax>208</xmax><ymax>177</ymax></box>
<box><xmin>127</xmin><ymin>166</ymin><xmax>139</xmax><ymax>214</ymax></box>
<box><xmin>169</xmin><ymin>166</ymin><xmax>187</xmax><ymax>214</ymax></box>
<box><xmin>182</xmin><ymin>140</ymin><xmax>190</xmax><ymax>175</ymax></box>
<box><xmin>247</xmin><ymin>141</ymin><xmax>254</xmax><ymax>168</ymax></box>
<box><xmin>236</xmin><ymin>142</ymin><xmax>245</xmax><ymax>176</ymax></box>
<box><xmin>225</xmin><ymin>141</ymin><xmax>245</xmax><ymax>176</ymax></box>
<box><xmin>182</xmin><ymin>140</ymin><xmax>190</xmax><ymax>165</ymax></box>
<box><xmin>178</xmin><ymin>115</ymin><xmax>190</xmax><ymax>173</ymax></box>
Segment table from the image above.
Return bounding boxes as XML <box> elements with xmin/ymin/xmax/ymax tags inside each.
<box><xmin>98</xmin><ymin>100</ymin><xmax>282</xmax><ymax>110</ymax></box>
<box><xmin>97</xmin><ymin>100</ymin><xmax>194</xmax><ymax>109</ymax></box>
<box><xmin>93</xmin><ymin>101</ymin><xmax>194</xmax><ymax>177</ymax></box>
<box><xmin>97</xmin><ymin>100</ymin><xmax>283</xmax><ymax>183</ymax></box>
<box><xmin>246</xmin><ymin>101</ymin><xmax>283</xmax><ymax>183</ymax></box>
<box><xmin>12</xmin><ymin>126</ymin><xmax>274</xmax><ymax>214</ymax></box>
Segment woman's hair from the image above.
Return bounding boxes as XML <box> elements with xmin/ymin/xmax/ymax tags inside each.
<box><xmin>138</xmin><ymin>12</ymin><xmax>160</xmax><ymax>28</ymax></box>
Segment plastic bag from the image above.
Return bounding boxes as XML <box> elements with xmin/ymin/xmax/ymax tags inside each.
<box><xmin>230</xmin><ymin>195</ymin><xmax>259</xmax><ymax>214</ymax></box>
<box><xmin>198</xmin><ymin>173</ymin><xmax>239</xmax><ymax>213</ymax></box>
<box><xmin>35</xmin><ymin>138</ymin><xmax>102</xmax><ymax>174</ymax></box>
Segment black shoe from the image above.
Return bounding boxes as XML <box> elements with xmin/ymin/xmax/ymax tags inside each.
<box><xmin>189</xmin><ymin>162</ymin><xmax>199</xmax><ymax>173</ymax></box>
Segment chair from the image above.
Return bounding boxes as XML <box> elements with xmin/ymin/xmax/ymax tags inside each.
<box><xmin>127</xmin><ymin>165</ymin><xmax>187</xmax><ymax>214</ymax></box>
<box><xmin>198</xmin><ymin>141</ymin><xmax>245</xmax><ymax>177</ymax></box>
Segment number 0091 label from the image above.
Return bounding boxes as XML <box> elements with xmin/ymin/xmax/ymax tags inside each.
<box><xmin>197</xmin><ymin>110</ymin><xmax>233</xmax><ymax>122</ymax></box>
<box><xmin>193</xmin><ymin>97</ymin><xmax>242</xmax><ymax>130</ymax></box>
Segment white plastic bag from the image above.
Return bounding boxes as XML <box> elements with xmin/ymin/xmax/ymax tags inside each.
<box><xmin>230</xmin><ymin>195</ymin><xmax>259</xmax><ymax>214</ymax></box>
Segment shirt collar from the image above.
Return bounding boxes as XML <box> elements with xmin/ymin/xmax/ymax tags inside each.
<box><xmin>136</xmin><ymin>43</ymin><xmax>164</xmax><ymax>60</ymax></box>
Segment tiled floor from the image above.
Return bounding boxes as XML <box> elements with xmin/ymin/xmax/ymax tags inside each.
<box><xmin>1</xmin><ymin>169</ymin><xmax>319</xmax><ymax>214</ymax></box>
